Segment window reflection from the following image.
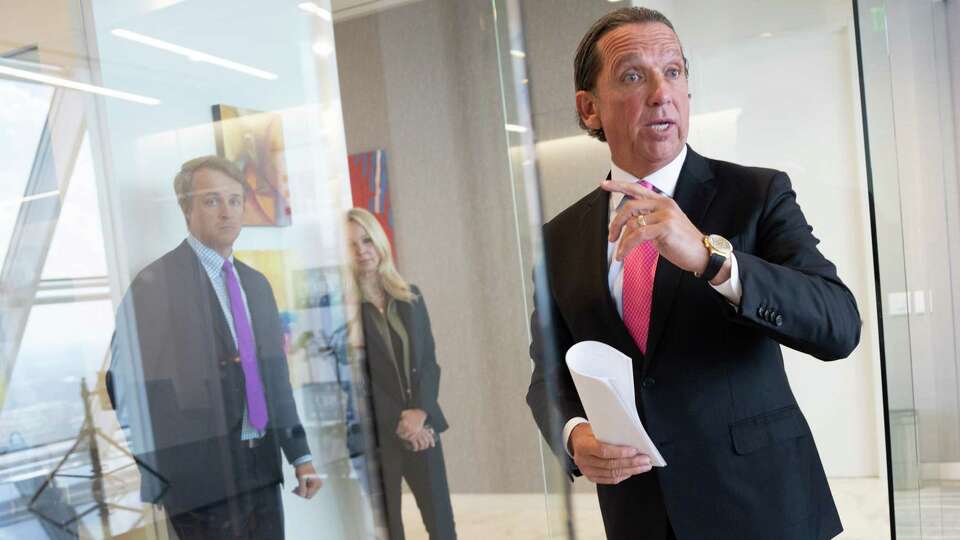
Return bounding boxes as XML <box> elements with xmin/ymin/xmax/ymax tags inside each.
<box><xmin>0</xmin><ymin>78</ymin><xmax>53</xmax><ymax>264</ymax></box>
<box><xmin>1</xmin><ymin>0</ymin><xmax>563</xmax><ymax>539</ymax></box>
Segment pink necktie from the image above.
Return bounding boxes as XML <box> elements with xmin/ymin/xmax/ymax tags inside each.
<box><xmin>622</xmin><ymin>180</ymin><xmax>659</xmax><ymax>355</ymax></box>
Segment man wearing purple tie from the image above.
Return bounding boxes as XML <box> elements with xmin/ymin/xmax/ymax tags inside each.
<box><xmin>107</xmin><ymin>156</ymin><xmax>320</xmax><ymax>540</ymax></box>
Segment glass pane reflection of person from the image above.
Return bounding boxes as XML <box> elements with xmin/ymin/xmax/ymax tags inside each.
<box><xmin>107</xmin><ymin>156</ymin><xmax>321</xmax><ymax>540</ymax></box>
<box><xmin>346</xmin><ymin>208</ymin><xmax>457</xmax><ymax>540</ymax></box>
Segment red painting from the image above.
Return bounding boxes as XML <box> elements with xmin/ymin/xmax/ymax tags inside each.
<box><xmin>348</xmin><ymin>149</ymin><xmax>395</xmax><ymax>255</ymax></box>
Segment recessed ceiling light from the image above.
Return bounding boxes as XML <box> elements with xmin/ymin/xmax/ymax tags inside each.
<box><xmin>0</xmin><ymin>64</ymin><xmax>160</xmax><ymax>105</ymax></box>
<box><xmin>0</xmin><ymin>57</ymin><xmax>63</xmax><ymax>72</ymax></box>
<box><xmin>112</xmin><ymin>29</ymin><xmax>278</xmax><ymax>80</ymax></box>
<box><xmin>298</xmin><ymin>2</ymin><xmax>332</xmax><ymax>21</ymax></box>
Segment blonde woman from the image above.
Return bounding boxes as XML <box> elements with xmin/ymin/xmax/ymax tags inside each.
<box><xmin>346</xmin><ymin>208</ymin><xmax>456</xmax><ymax>540</ymax></box>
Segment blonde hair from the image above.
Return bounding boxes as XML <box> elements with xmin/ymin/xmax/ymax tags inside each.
<box><xmin>347</xmin><ymin>207</ymin><xmax>416</xmax><ymax>302</ymax></box>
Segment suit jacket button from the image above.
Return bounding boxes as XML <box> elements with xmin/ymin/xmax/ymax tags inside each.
<box><xmin>757</xmin><ymin>306</ymin><xmax>766</xmax><ymax>318</ymax></box>
<box><xmin>775</xmin><ymin>314</ymin><xmax>783</xmax><ymax>327</ymax></box>
<box><xmin>642</xmin><ymin>377</ymin><xmax>655</xmax><ymax>389</ymax></box>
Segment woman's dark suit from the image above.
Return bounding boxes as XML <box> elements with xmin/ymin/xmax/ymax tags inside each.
<box><xmin>360</xmin><ymin>285</ymin><xmax>456</xmax><ymax>540</ymax></box>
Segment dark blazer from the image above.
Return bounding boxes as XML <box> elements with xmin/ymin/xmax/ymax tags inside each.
<box><xmin>527</xmin><ymin>147</ymin><xmax>861</xmax><ymax>540</ymax></box>
<box><xmin>107</xmin><ymin>240</ymin><xmax>309</xmax><ymax>515</ymax></box>
<box><xmin>360</xmin><ymin>285</ymin><xmax>448</xmax><ymax>449</ymax></box>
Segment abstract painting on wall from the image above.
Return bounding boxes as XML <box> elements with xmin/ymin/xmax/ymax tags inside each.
<box><xmin>212</xmin><ymin>104</ymin><xmax>292</xmax><ymax>226</ymax></box>
<box><xmin>348</xmin><ymin>149</ymin><xmax>395</xmax><ymax>256</ymax></box>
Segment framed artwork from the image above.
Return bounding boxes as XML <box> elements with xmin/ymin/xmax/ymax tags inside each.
<box><xmin>348</xmin><ymin>149</ymin><xmax>396</xmax><ymax>256</ymax></box>
<box><xmin>212</xmin><ymin>104</ymin><xmax>292</xmax><ymax>226</ymax></box>
<box><xmin>233</xmin><ymin>249</ymin><xmax>290</xmax><ymax>311</ymax></box>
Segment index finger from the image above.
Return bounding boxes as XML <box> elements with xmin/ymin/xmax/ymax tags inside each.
<box><xmin>601</xmin><ymin>179</ymin><xmax>664</xmax><ymax>199</ymax></box>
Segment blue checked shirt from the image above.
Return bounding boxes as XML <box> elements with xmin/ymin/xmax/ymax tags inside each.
<box><xmin>187</xmin><ymin>236</ymin><xmax>311</xmax><ymax>466</ymax></box>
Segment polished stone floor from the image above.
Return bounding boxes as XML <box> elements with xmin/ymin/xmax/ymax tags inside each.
<box><xmin>893</xmin><ymin>481</ymin><xmax>960</xmax><ymax>540</ymax></box>
<box><xmin>400</xmin><ymin>477</ymin><xmax>894</xmax><ymax>539</ymax></box>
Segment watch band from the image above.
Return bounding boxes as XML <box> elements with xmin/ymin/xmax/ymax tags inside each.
<box><xmin>699</xmin><ymin>251</ymin><xmax>726</xmax><ymax>281</ymax></box>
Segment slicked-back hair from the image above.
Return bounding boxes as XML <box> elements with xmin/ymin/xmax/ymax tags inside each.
<box><xmin>174</xmin><ymin>155</ymin><xmax>245</xmax><ymax>217</ymax></box>
<box><xmin>574</xmin><ymin>7</ymin><xmax>689</xmax><ymax>141</ymax></box>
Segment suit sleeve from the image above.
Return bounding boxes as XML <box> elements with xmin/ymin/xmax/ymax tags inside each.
<box><xmin>106</xmin><ymin>282</ymin><xmax>169</xmax><ymax>503</ymax></box>
<box><xmin>730</xmin><ymin>172</ymin><xmax>862</xmax><ymax>360</ymax></box>
<box><xmin>107</xmin><ymin>289</ymin><xmax>142</xmax><ymax>440</ymax></box>
<box><xmin>410</xmin><ymin>288</ymin><xmax>442</xmax><ymax>422</ymax></box>
<box><xmin>526</xmin><ymin>264</ymin><xmax>584</xmax><ymax>475</ymax></box>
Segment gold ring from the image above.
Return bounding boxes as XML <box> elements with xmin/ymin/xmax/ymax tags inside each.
<box><xmin>637</xmin><ymin>214</ymin><xmax>646</xmax><ymax>228</ymax></box>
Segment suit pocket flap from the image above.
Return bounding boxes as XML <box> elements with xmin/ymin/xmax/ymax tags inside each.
<box><xmin>730</xmin><ymin>405</ymin><xmax>806</xmax><ymax>455</ymax></box>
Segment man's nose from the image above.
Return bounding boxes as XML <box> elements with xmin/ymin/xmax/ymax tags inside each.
<box><xmin>648</xmin><ymin>75</ymin><xmax>673</xmax><ymax>107</ymax></box>
<box><xmin>222</xmin><ymin>201</ymin><xmax>241</xmax><ymax>218</ymax></box>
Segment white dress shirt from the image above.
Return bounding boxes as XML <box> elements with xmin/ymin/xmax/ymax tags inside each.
<box><xmin>562</xmin><ymin>146</ymin><xmax>742</xmax><ymax>456</ymax></box>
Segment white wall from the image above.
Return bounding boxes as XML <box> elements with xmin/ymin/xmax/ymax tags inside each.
<box><xmin>952</xmin><ymin>0</ymin><xmax>960</xmax><ymax>179</ymax></box>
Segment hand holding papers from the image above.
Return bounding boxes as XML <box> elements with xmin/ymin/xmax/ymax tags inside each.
<box><xmin>566</xmin><ymin>341</ymin><xmax>666</xmax><ymax>467</ymax></box>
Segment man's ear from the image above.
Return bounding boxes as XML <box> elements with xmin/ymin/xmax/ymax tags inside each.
<box><xmin>576</xmin><ymin>90</ymin><xmax>601</xmax><ymax>131</ymax></box>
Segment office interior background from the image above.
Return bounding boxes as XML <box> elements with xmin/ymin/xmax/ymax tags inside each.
<box><xmin>0</xmin><ymin>0</ymin><xmax>957</xmax><ymax>538</ymax></box>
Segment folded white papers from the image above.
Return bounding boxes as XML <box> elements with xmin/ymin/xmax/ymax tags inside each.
<box><xmin>566</xmin><ymin>341</ymin><xmax>666</xmax><ymax>467</ymax></box>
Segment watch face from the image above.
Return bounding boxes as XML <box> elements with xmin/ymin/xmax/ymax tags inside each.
<box><xmin>708</xmin><ymin>234</ymin><xmax>733</xmax><ymax>256</ymax></box>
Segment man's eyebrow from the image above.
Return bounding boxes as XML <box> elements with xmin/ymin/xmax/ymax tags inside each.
<box><xmin>610</xmin><ymin>53</ymin><xmax>642</xmax><ymax>72</ymax></box>
<box><xmin>610</xmin><ymin>48</ymin><xmax>683</xmax><ymax>72</ymax></box>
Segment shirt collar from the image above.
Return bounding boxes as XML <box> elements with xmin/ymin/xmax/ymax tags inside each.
<box><xmin>186</xmin><ymin>235</ymin><xmax>234</xmax><ymax>278</ymax></box>
<box><xmin>609</xmin><ymin>145</ymin><xmax>687</xmax><ymax>210</ymax></box>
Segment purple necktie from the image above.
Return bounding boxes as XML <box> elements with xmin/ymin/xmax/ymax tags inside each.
<box><xmin>222</xmin><ymin>259</ymin><xmax>269</xmax><ymax>430</ymax></box>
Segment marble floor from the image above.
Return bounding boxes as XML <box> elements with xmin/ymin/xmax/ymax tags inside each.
<box><xmin>400</xmin><ymin>477</ymin><xmax>894</xmax><ymax>539</ymax></box>
<box><xmin>893</xmin><ymin>481</ymin><xmax>960</xmax><ymax>540</ymax></box>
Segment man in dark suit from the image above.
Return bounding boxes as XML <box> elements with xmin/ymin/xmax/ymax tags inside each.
<box><xmin>108</xmin><ymin>156</ymin><xmax>321</xmax><ymax>539</ymax></box>
<box><xmin>526</xmin><ymin>7</ymin><xmax>861</xmax><ymax>540</ymax></box>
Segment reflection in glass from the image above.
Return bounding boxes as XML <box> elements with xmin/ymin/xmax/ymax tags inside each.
<box><xmin>1</xmin><ymin>0</ymin><xmax>568</xmax><ymax>537</ymax></box>
<box><xmin>347</xmin><ymin>208</ymin><xmax>456</xmax><ymax>540</ymax></box>
<box><xmin>0</xmin><ymin>78</ymin><xmax>53</xmax><ymax>265</ymax></box>
<box><xmin>106</xmin><ymin>156</ymin><xmax>319</xmax><ymax>539</ymax></box>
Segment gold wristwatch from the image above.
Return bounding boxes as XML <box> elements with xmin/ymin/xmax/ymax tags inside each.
<box><xmin>694</xmin><ymin>234</ymin><xmax>733</xmax><ymax>281</ymax></box>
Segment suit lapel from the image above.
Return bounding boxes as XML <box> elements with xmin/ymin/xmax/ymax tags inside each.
<box><xmin>178</xmin><ymin>240</ymin><xmax>236</xmax><ymax>358</ymax></box>
<box><xmin>642</xmin><ymin>149</ymin><xmax>717</xmax><ymax>368</ymax></box>
<box><xmin>578</xmin><ymin>187</ymin><xmax>643</xmax><ymax>358</ymax></box>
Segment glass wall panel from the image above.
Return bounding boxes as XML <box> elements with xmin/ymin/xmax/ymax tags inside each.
<box><xmin>858</xmin><ymin>0</ymin><xmax>960</xmax><ymax>538</ymax></box>
<box><xmin>3</xmin><ymin>0</ymin><xmax>929</xmax><ymax>538</ymax></box>
<box><xmin>0</xmin><ymin>0</ymin><xmax>569</xmax><ymax>539</ymax></box>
